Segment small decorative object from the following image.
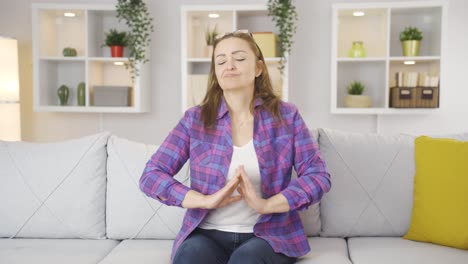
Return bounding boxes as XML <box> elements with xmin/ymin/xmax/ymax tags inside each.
<box><xmin>62</xmin><ymin>47</ymin><xmax>77</xmax><ymax>57</ymax></box>
<box><xmin>348</xmin><ymin>41</ymin><xmax>366</xmax><ymax>58</ymax></box>
<box><xmin>267</xmin><ymin>0</ymin><xmax>298</xmax><ymax>74</ymax></box>
<box><xmin>116</xmin><ymin>0</ymin><xmax>154</xmax><ymax>81</ymax></box>
<box><xmin>400</xmin><ymin>26</ymin><xmax>423</xmax><ymax>56</ymax></box>
<box><xmin>93</xmin><ymin>86</ymin><xmax>131</xmax><ymax>107</ymax></box>
<box><xmin>252</xmin><ymin>32</ymin><xmax>277</xmax><ymax>57</ymax></box>
<box><xmin>345</xmin><ymin>81</ymin><xmax>372</xmax><ymax>108</ymax></box>
<box><xmin>205</xmin><ymin>24</ymin><xmax>218</xmax><ymax>58</ymax></box>
<box><xmin>77</xmin><ymin>82</ymin><xmax>85</xmax><ymax>106</ymax></box>
<box><xmin>57</xmin><ymin>84</ymin><xmax>69</xmax><ymax>106</ymax></box>
<box><xmin>103</xmin><ymin>29</ymin><xmax>128</xmax><ymax>57</ymax></box>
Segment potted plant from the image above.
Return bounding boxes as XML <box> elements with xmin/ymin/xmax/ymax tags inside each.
<box><xmin>400</xmin><ymin>26</ymin><xmax>423</xmax><ymax>56</ymax></box>
<box><xmin>205</xmin><ymin>24</ymin><xmax>218</xmax><ymax>58</ymax></box>
<box><xmin>116</xmin><ymin>0</ymin><xmax>154</xmax><ymax>81</ymax></box>
<box><xmin>267</xmin><ymin>0</ymin><xmax>298</xmax><ymax>73</ymax></box>
<box><xmin>345</xmin><ymin>81</ymin><xmax>372</xmax><ymax>108</ymax></box>
<box><xmin>103</xmin><ymin>29</ymin><xmax>128</xmax><ymax>57</ymax></box>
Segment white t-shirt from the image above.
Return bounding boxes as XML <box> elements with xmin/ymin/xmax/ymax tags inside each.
<box><xmin>198</xmin><ymin>139</ymin><xmax>262</xmax><ymax>233</ymax></box>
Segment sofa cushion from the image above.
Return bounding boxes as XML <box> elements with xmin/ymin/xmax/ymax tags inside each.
<box><xmin>404</xmin><ymin>136</ymin><xmax>468</xmax><ymax>249</ymax></box>
<box><xmin>348</xmin><ymin>237</ymin><xmax>468</xmax><ymax>264</ymax></box>
<box><xmin>0</xmin><ymin>132</ymin><xmax>110</xmax><ymax>239</ymax></box>
<box><xmin>0</xmin><ymin>238</ymin><xmax>119</xmax><ymax>264</ymax></box>
<box><xmin>98</xmin><ymin>237</ymin><xmax>350</xmax><ymax>264</ymax></box>
<box><xmin>106</xmin><ymin>136</ymin><xmax>189</xmax><ymax>239</ymax></box>
<box><xmin>297</xmin><ymin>237</ymin><xmax>351</xmax><ymax>264</ymax></box>
<box><xmin>98</xmin><ymin>239</ymin><xmax>173</xmax><ymax>264</ymax></box>
<box><xmin>318</xmin><ymin>128</ymin><xmax>416</xmax><ymax>237</ymax></box>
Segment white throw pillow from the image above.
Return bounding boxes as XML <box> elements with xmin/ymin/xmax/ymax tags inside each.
<box><xmin>0</xmin><ymin>132</ymin><xmax>110</xmax><ymax>238</ymax></box>
<box><xmin>318</xmin><ymin>128</ymin><xmax>416</xmax><ymax>237</ymax></box>
<box><xmin>106</xmin><ymin>136</ymin><xmax>189</xmax><ymax>239</ymax></box>
<box><xmin>318</xmin><ymin>129</ymin><xmax>468</xmax><ymax>237</ymax></box>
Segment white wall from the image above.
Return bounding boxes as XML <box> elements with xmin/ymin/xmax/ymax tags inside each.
<box><xmin>1</xmin><ymin>0</ymin><xmax>467</xmax><ymax>144</ymax></box>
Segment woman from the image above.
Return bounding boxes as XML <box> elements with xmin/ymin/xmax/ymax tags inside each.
<box><xmin>140</xmin><ymin>31</ymin><xmax>331</xmax><ymax>264</ymax></box>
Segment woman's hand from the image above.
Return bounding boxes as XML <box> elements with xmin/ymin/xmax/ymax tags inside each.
<box><xmin>236</xmin><ymin>165</ymin><xmax>268</xmax><ymax>214</ymax></box>
<box><xmin>181</xmin><ymin>174</ymin><xmax>242</xmax><ymax>209</ymax></box>
<box><xmin>236</xmin><ymin>165</ymin><xmax>291</xmax><ymax>214</ymax></box>
<box><xmin>205</xmin><ymin>174</ymin><xmax>243</xmax><ymax>209</ymax></box>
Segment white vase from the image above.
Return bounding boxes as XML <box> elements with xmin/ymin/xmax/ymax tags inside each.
<box><xmin>345</xmin><ymin>95</ymin><xmax>372</xmax><ymax>108</ymax></box>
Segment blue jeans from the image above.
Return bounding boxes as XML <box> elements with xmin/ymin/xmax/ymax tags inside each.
<box><xmin>173</xmin><ymin>228</ymin><xmax>297</xmax><ymax>264</ymax></box>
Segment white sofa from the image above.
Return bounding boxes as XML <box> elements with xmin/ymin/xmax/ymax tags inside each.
<box><xmin>1</xmin><ymin>129</ymin><xmax>467</xmax><ymax>264</ymax></box>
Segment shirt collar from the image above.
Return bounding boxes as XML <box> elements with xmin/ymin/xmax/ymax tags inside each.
<box><xmin>217</xmin><ymin>96</ymin><xmax>263</xmax><ymax>120</ymax></box>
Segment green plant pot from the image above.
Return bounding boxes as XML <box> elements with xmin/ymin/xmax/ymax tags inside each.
<box><xmin>401</xmin><ymin>40</ymin><xmax>420</xmax><ymax>56</ymax></box>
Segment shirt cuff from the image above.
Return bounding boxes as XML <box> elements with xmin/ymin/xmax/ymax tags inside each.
<box><xmin>167</xmin><ymin>182</ymin><xmax>191</xmax><ymax>207</ymax></box>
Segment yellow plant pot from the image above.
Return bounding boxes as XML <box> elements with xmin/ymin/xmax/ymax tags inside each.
<box><xmin>345</xmin><ymin>95</ymin><xmax>372</xmax><ymax>108</ymax></box>
<box><xmin>401</xmin><ymin>40</ymin><xmax>421</xmax><ymax>56</ymax></box>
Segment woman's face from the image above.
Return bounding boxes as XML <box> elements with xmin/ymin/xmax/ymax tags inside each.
<box><xmin>213</xmin><ymin>37</ymin><xmax>261</xmax><ymax>92</ymax></box>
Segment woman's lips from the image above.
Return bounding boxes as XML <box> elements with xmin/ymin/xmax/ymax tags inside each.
<box><xmin>224</xmin><ymin>73</ymin><xmax>240</xmax><ymax>78</ymax></box>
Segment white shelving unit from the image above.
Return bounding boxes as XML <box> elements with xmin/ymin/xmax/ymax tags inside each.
<box><xmin>32</xmin><ymin>3</ymin><xmax>150</xmax><ymax>113</ymax></box>
<box><xmin>181</xmin><ymin>5</ymin><xmax>288</xmax><ymax>112</ymax></box>
<box><xmin>331</xmin><ymin>1</ymin><xmax>447</xmax><ymax>114</ymax></box>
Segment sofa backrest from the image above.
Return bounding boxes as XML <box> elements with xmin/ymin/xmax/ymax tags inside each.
<box><xmin>0</xmin><ymin>132</ymin><xmax>110</xmax><ymax>239</ymax></box>
<box><xmin>106</xmin><ymin>136</ymin><xmax>188</xmax><ymax>240</ymax></box>
<box><xmin>105</xmin><ymin>130</ymin><xmax>324</xmax><ymax>239</ymax></box>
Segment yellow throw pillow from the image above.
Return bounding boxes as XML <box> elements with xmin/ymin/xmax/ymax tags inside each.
<box><xmin>404</xmin><ymin>136</ymin><xmax>468</xmax><ymax>249</ymax></box>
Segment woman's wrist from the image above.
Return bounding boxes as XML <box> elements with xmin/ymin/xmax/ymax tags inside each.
<box><xmin>181</xmin><ymin>190</ymin><xmax>207</xmax><ymax>209</ymax></box>
<box><xmin>263</xmin><ymin>193</ymin><xmax>290</xmax><ymax>214</ymax></box>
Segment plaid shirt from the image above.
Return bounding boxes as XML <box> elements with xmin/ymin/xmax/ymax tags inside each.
<box><xmin>140</xmin><ymin>98</ymin><xmax>331</xmax><ymax>260</ymax></box>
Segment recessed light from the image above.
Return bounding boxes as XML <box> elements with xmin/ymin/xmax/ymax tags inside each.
<box><xmin>64</xmin><ymin>12</ymin><xmax>76</xmax><ymax>17</ymax></box>
<box><xmin>114</xmin><ymin>61</ymin><xmax>125</xmax><ymax>66</ymax></box>
<box><xmin>353</xmin><ymin>11</ymin><xmax>365</xmax><ymax>17</ymax></box>
<box><xmin>208</xmin><ymin>13</ymin><xmax>220</xmax><ymax>18</ymax></box>
<box><xmin>404</xmin><ymin>61</ymin><xmax>416</xmax><ymax>65</ymax></box>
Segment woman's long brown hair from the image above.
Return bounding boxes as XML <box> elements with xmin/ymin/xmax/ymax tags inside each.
<box><xmin>200</xmin><ymin>32</ymin><xmax>282</xmax><ymax>128</ymax></box>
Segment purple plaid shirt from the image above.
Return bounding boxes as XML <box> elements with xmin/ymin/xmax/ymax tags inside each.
<box><xmin>140</xmin><ymin>98</ymin><xmax>330</xmax><ymax>260</ymax></box>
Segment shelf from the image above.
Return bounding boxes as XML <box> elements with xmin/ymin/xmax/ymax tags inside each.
<box><xmin>187</xmin><ymin>57</ymin><xmax>281</xmax><ymax>63</ymax></box>
<box><xmin>337</xmin><ymin>8</ymin><xmax>388</xmax><ymax>58</ymax></box>
<box><xmin>37</xmin><ymin>9</ymin><xmax>86</xmax><ymax>57</ymax></box>
<box><xmin>332</xmin><ymin>107</ymin><xmax>440</xmax><ymax>115</ymax></box>
<box><xmin>182</xmin><ymin>5</ymin><xmax>288</xmax><ymax>112</ymax></box>
<box><xmin>389</xmin><ymin>56</ymin><xmax>440</xmax><ymax>61</ymax></box>
<box><xmin>337</xmin><ymin>57</ymin><xmax>386</xmax><ymax>62</ymax></box>
<box><xmin>331</xmin><ymin>2</ymin><xmax>446</xmax><ymax>115</ymax></box>
<box><xmin>32</xmin><ymin>3</ymin><xmax>150</xmax><ymax>113</ymax></box>
<box><xmin>390</xmin><ymin>6</ymin><xmax>442</xmax><ymax>57</ymax></box>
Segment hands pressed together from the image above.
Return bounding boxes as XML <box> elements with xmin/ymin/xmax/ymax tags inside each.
<box><xmin>182</xmin><ymin>165</ymin><xmax>290</xmax><ymax>214</ymax></box>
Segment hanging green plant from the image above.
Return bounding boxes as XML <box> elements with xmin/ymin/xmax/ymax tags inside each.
<box><xmin>116</xmin><ymin>0</ymin><xmax>154</xmax><ymax>81</ymax></box>
<box><xmin>267</xmin><ymin>0</ymin><xmax>298</xmax><ymax>74</ymax></box>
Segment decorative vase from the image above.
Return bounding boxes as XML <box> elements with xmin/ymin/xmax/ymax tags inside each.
<box><xmin>110</xmin><ymin>46</ymin><xmax>124</xmax><ymax>57</ymax></box>
<box><xmin>57</xmin><ymin>85</ymin><xmax>69</xmax><ymax>106</ymax></box>
<box><xmin>205</xmin><ymin>45</ymin><xmax>213</xmax><ymax>58</ymax></box>
<box><xmin>62</xmin><ymin>47</ymin><xmax>77</xmax><ymax>57</ymax></box>
<box><xmin>77</xmin><ymin>82</ymin><xmax>86</xmax><ymax>106</ymax></box>
<box><xmin>348</xmin><ymin>41</ymin><xmax>366</xmax><ymax>58</ymax></box>
<box><xmin>401</xmin><ymin>40</ymin><xmax>420</xmax><ymax>56</ymax></box>
<box><xmin>345</xmin><ymin>95</ymin><xmax>372</xmax><ymax>108</ymax></box>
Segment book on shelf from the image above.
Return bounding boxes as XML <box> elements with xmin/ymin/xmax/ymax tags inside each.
<box><xmin>395</xmin><ymin>71</ymin><xmax>439</xmax><ymax>87</ymax></box>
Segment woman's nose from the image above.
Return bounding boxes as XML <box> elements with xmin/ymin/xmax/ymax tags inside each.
<box><xmin>226</xmin><ymin>58</ymin><xmax>235</xmax><ymax>70</ymax></box>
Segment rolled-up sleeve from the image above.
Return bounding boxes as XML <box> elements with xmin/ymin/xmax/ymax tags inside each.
<box><xmin>139</xmin><ymin>111</ymin><xmax>192</xmax><ymax>207</ymax></box>
<box><xmin>281</xmin><ymin>109</ymin><xmax>331</xmax><ymax>211</ymax></box>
